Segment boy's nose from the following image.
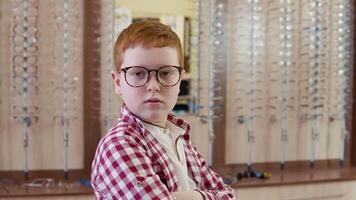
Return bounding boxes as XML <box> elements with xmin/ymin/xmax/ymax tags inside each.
<box><xmin>146</xmin><ymin>74</ymin><xmax>160</xmax><ymax>92</ymax></box>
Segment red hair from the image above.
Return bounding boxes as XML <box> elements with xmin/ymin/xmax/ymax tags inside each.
<box><xmin>113</xmin><ymin>20</ymin><xmax>184</xmax><ymax>71</ymax></box>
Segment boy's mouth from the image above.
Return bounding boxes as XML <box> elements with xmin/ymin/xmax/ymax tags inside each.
<box><xmin>144</xmin><ymin>98</ymin><xmax>163</xmax><ymax>103</ymax></box>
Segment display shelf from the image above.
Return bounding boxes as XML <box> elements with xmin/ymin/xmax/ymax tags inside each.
<box><xmin>0</xmin><ymin>183</ymin><xmax>92</xmax><ymax>197</ymax></box>
<box><xmin>213</xmin><ymin>160</ymin><xmax>356</xmax><ymax>189</ymax></box>
<box><xmin>0</xmin><ymin>170</ymin><xmax>92</xmax><ymax>197</ymax></box>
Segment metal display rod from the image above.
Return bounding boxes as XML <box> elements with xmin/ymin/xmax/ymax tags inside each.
<box><xmin>194</xmin><ymin>0</ymin><xmax>202</xmax><ymax>115</ymax></box>
<box><xmin>309</xmin><ymin>0</ymin><xmax>323</xmax><ymax>169</ymax></box>
<box><xmin>207</xmin><ymin>0</ymin><xmax>225</xmax><ymax>166</ymax></box>
<box><xmin>207</xmin><ymin>0</ymin><xmax>217</xmax><ymax>166</ymax></box>
<box><xmin>20</xmin><ymin>0</ymin><xmax>37</xmax><ymax>180</ymax></box>
<box><xmin>246</xmin><ymin>0</ymin><xmax>261</xmax><ymax>172</ymax></box>
<box><xmin>337</xmin><ymin>0</ymin><xmax>351</xmax><ymax>167</ymax></box>
<box><xmin>63</xmin><ymin>0</ymin><xmax>70</xmax><ymax>180</ymax></box>
<box><xmin>279</xmin><ymin>0</ymin><xmax>293</xmax><ymax>171</ymax></box>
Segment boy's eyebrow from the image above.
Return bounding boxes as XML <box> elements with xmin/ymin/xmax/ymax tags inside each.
<box><xmin>121</xmin><ymin>65</ymin><xmax>182</xmax><ymax>68</ymax></box>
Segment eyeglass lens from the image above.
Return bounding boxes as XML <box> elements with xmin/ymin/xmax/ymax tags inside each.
<box><xmin>123</xmin><ymin>66</ymin><xmax>181</xmax><ymax>87</ymax></box>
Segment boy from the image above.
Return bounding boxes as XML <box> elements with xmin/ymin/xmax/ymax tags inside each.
<box><xmin>91</xmin><ymin>20</ymin><xmax>235</xmax><ymax>200</ymax></box>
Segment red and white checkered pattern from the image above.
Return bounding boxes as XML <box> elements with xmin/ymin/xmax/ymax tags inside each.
<box><xmin>91</xmin><ymin>104</ymin><xmax>235</xmax><ymax>200</ymax></box>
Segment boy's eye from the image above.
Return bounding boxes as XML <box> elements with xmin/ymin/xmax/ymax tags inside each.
<box><xmin>160</xmin><ymin>71</ymin><xmax>170</xmax><ymax>76</ymax></box>
<box><xmin>159</xmin><ymin>69</ymin><xmax>174</xmax><ymax>78</ymax></box>
<box><xmin>134</xmin><ymin>71</ymin><xmax>145</xmax><ymax>76</ymax></box>
<box><xmin>128</xmin><ymin>68</ymin><xmax>147</xmax><ymax>78</ymax></box>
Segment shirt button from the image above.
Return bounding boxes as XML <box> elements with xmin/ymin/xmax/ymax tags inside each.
<box><xmin>137</xmin><ymin>181</ymin><xmax>143</xmax><ymax>187</ymax></box>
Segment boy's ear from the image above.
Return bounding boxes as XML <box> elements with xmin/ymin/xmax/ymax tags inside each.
<box><xmin>111</xmin><ymin>70</ymin><xmax>121</xmax><ymax>96</ymax></box>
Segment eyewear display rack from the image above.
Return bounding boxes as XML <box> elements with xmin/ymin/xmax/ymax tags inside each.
<box><xmin>1</xmin><ymin>0</ymin><xmax>356</xmax><ymax>197</ymax></box>
<box><xmin>0</xmin><ymin>0</ymin><xmax>113</xmax><ymax>196</ymax></box>
<box><xmin>196</xmin><ymin>0</ymin><xmax>356</xmax><ymax>189</ymax></box>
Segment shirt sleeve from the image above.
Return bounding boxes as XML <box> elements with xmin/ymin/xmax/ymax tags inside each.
<box><xmin>186</xmin><ymin>140</ymin><xmax>236</xmax><ymax>200</ymax></box>
<box><xmin>91</xmin><ymin>131</ymin><xmax>175</xmax><ymax>200</ymax></box>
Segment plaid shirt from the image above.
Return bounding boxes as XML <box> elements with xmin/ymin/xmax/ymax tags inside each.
<box><xmin>91</xmin><ymin>105</ymin><xmax>235</xmax><ymax>200</ymax></box>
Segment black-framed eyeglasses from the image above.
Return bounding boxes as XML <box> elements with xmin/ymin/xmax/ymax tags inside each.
<box><xmin>120</xmin><ymin>66</ymin><xmax>184</xmax><ymax>87</ymax></box>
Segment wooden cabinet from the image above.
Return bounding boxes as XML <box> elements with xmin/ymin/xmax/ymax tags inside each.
<box><xmin>0</xmin><ymin>196</ymin><xmax>94</xmax><ymax>200</ymax></box>
<box><xmin>235</xmin><ymin>181</ymin><xmax>356</xmax><ymax>200</ymax></box>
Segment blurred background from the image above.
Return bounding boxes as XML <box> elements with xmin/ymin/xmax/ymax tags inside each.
<box><xmin>0</xmin><ymin>0</ymin><xmax>355</xmax><ymax>199</ymax></box>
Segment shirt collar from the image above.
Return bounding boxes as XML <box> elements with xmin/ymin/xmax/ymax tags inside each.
<box><xmin>120</xmin><ymin>104</ymin><xmax>191</xmax><ymax>137</ymax></box>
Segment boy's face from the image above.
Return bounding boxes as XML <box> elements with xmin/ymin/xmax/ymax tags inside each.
<box><xmin>112</xmin><ymin>46</ymin><xmax>181</xmax><ymax>127</ymax></box>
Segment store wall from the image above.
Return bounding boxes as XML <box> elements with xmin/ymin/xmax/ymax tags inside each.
<box><xmin>116</xmin><ymin>0</ymin><xmax>195</xmax><ymax>18</ymax></box>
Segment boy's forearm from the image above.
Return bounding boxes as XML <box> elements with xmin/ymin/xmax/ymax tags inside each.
<box><xmin>171</xmin><ymin>191</ymin><xmax>204</xmax><ymax>200</ymax></box>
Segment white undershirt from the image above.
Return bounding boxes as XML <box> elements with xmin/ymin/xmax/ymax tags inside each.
<box><xmin>142</xmin><ymin>121</ymin><xmax>197</xmax><ymax>191</ymax></box>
